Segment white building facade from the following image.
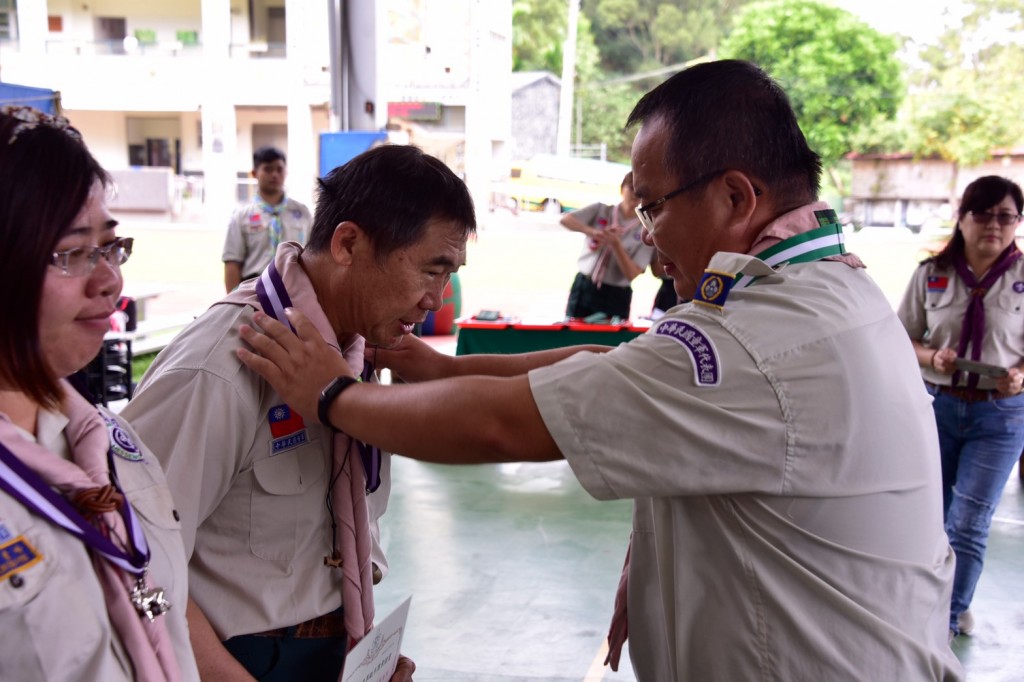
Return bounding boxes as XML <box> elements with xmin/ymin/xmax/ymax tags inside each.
<box><xmin>0</xmin><ymin>0</ymin><xmax>511</xmax><ymax>221</ymax></box>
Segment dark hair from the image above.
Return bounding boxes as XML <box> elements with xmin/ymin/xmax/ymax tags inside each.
<box><xmin>0</xmin><ymin>108</ymin><xmax>111</xmax><ymax>407</ymax></box>
<box><xmin>626</xmin><ymin>59</ymin><xmax>822</xmax><ymax>203</ymax></box>
<box><xmin>306</xmin><ymin>144</ymin><xmax>477</xmax><ymax>262</ymax></box>
<box><xmin>253</xmin><ymin>146</ymin><xmax>286</xmax><ymax>168</ymax></box>
<box><xmin>931</xmin><ymin>175</ymin><xmax>1024</xmax><ymax>268</ymax></box>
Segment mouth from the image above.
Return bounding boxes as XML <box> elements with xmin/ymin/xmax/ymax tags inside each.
<box><xmin>399</xmin><ymin>318</ymin><xmax>424</xmax><ymax>334</ymax></box>
<box><xmin>77</xmin><ymin>311</ymin><xmax>114</xmax><ymax>331</ymax></box>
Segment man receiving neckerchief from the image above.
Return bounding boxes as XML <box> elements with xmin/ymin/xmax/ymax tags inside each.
<box><xmin>124</xmin><ymin>144</ymin><xmax>475</xmax><ymax>682</ymax></box>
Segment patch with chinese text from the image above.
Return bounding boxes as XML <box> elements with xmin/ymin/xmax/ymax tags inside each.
<box><xmin>0</xmin><ymin>535</ymin><xmax>42</xmax><ymax>581</ymax></box>
<box><xmin>269</xmin><ymin>404</ymin><xmax>308</xmax><ymax>455</ymax></box>
<box><xmin>654</xmin><ymin>319</ymin><xmax>721</xmax><ymax>386</ymax></box>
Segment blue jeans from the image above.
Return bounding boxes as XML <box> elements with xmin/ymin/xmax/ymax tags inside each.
<box><xmin>927</xmin><ymin>385</ymin><xmax>1024</xmax><ymax>633</ymax></box>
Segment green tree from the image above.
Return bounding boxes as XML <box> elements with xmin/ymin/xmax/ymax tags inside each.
<box><xmin>586</xmin><ymin>0</ymin><xmax>750</xmax><ymax>72</ymax></box>
<box><xmin>512</xmin><ymin>0</ymin><xmax>568</xmax><ymax>72</ymax></box>
<box><xmin>719</xmin><ymin>0</ymin><xmax>904</xmax><ymax>194</ymax></box>
<box><xmin>898</xmin><ymin>0</ymin><xmax>1024</xmax><ymax>201</ymax></box>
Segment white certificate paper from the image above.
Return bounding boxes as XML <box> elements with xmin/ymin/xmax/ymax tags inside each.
<box><xmin>341</xmin><ymin>596</ymin><xmax>412</xmax><ymax>682</ymax></box>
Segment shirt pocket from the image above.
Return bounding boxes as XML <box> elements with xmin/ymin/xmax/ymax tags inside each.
<box><xmin>0</xmin><ymin>513</ymin><xmax>115</xmax><ymax>681</ymax></box>
<box><xmin>249</xmin><ymin>441</ymin><xmax>326</xmax><ymax>561</ymax></box>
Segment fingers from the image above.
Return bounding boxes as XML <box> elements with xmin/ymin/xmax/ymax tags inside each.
<box><xmin>235</xmin><ymin>345</ymin><xmax>282</xmax><ymax>385</ymax></box>
<box><xmin>391</xmin><ymin>655</ymin><xmax>416</xmax><ymax>681</ymax></box>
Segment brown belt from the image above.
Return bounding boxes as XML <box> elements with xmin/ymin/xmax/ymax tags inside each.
<box><xmin>929</xmin><ymin>382</ymin><xmax>1007</xmax><ymax>403</ymax></box>
<box><xmin>251</xmin><ymin>608</ymin><xmax>346</xmax><ymax>639</ymax></box>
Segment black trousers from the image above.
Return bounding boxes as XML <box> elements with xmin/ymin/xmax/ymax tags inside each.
<box><xmin>565</xmin><ymin>272</ymin><xmax>633</xmax><ymax>320</ymax></box>
<box><xmin>223</xmin><ymin>619</ymin><xmax>347</xmax><ymax>681</ymax></box>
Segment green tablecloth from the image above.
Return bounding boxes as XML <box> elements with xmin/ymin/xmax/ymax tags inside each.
<box><xmin>455</xmin><ymin>325</ymin><xmax>644</xmax><ymax>355</ymax></box>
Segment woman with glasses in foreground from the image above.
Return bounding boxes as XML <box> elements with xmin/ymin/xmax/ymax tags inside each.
<box><xmin>0</xmin><ymin>106</ymin><xmax>198</xmax><ymax>681</ymax></box>
<box><xmin>897</xmin><ymin>175</ymin><xmax>1024</xmax><ymax>642</ymax></box>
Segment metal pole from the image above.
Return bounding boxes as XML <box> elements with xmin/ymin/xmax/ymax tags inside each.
<box><xmin>556</xmin><ymin>0</ymin><xmax>579</xmax><ymax>158</ymax></box>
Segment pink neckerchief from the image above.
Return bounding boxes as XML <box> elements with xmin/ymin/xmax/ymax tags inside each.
<box><xmin>0</xmin><ymin>383</ymin><xmax>181</xmax><ymax>682</ymax></box>
<box><xmin>222</xmin><ymin>241</ymin><xmax>375</xmax><ymax>648</ymax></box>
<box><xmin>749</xmin><ymin>201</ymin><xmax>864</xmax><ymax>268</ymax></box>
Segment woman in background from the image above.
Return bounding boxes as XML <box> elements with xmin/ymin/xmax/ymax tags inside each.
<box><xmin>0</xmin><ymin>106</ymin><xmax>198</xmax><ymax>681</ymax></box>
<box><xmin>897</xmin><ymin>175</ymin><xmax>1024</xmax><ymax>641</ymax></box>
<box><xmin>561</xmin><ymin>171</ymin><xmax>654</xmax><ymax>320</ymax></box>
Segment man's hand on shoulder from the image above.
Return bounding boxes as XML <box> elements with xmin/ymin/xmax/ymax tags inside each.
<box><xmin>237</xmin><ymin>309</ymin><xmax>352</xmax><ymax>423</ymax></box>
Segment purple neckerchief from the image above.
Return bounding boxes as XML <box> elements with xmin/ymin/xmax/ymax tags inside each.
<box><xmin>0</xmin><ymin>435</ymin><xmax>150</xmax><ymax>576</ymax></box>
<box><xmin>248</xmin><ymin>254</ymin><xmax>382</xmax><ymax>493</ymax></box>
<box><xmin>952</xmin><ymin>242</ymin><xmax>1021</xmax><ymax>389</ymax></box>
<box><xmin>358</xmin><ymin>360</ymin><xmax>382</xmax><ymax>493</ymax></box>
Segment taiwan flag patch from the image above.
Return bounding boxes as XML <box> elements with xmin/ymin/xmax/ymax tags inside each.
<box><xmin>268</xmin><ymin>404</ymin><xmax>308</xmax><ymax>455</ymax></box>
<box><xmin>927</xmin><ymin>276</ymin><xmax>948</xmax><ymax>293</ymax></box>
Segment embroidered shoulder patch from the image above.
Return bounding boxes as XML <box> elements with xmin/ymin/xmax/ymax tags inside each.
<box><xmin>269</xmin><ymin>404</ymin><xmax>308</xmax><ymax>455</ymax></box>
<box><xmin>693</xmin><ymin>269</ymin><xmax>736</xmax><ymax>310</ymax></box>
<box><xmin>653</xmin><ymin>319</ymin><xmax>721</xmax><ymax>386</ymax></box>
<box><xmin>0</xmin><ymin>535</ymin><xmax>43</xmax><ymax>580</ymax></box>
<box><xmin>103</xmin><ymin>416</ymin><xmax>144</xmax><ymax>461</ymax></box>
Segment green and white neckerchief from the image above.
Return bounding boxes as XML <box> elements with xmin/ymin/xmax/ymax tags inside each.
<box><xmin>693</xmin><ymin>209</ymin><xmax>846</xmax><ymax>310</ymax></box>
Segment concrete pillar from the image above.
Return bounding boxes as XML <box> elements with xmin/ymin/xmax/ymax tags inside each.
<box><xmin>15</xmin><ymin>0</ymin><xmax>47</xmax><ymax>56</ymax></box>
<box><xmin>285</xmin><ymin>0</ymin><xmax>318</xmax><ymax>206</ymax></box>
<box><xmin>200</xmin><ymin>0</ymin><xmax>237</xmax><ymax>224</ymax></box>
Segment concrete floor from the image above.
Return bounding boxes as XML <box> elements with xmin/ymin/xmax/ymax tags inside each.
<box><xmin>373</xmin><ymin>457</ymin><xmax>1024</xmax><ymax>681</ymax></box>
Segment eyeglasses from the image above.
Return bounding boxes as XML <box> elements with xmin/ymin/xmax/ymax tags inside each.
<box><xmin>968</xmin><ymin>210</ymin><xmax>1021</xmax><ymax>227</ymax></box>
<box><xmin>51</xmin><ymin>237</ymin><xmax>133</xmax><ymax>277</ymax></box>
<box><xmin>634</xmin><ymin>170</ymin><xmax>761</xmax><ymax>233</ymax></box>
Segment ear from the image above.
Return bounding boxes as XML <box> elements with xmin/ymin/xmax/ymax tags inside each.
<box><xmin>329</xmin><ymin>221</ymin><xmax>362</xmax><ymax>267</ymax></box>
<box><xmin>720</xmin><ymin>170</ymin><xmax>760</xmax><ymax>224</ymax></box>
<box><xmin>250</xmin><ymin>168</ymin><xmax>258</xmax><ymax>180</ymax></box>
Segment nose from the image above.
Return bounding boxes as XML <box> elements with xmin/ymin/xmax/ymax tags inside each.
<box><xmin>641</xmin><ymin>229</ymin><xmax>655</xmax><ymax>247</ymax></box>
<box><xmin>87</xmin><ymin>256</ymin><xmax>123</xmax><ymax>300</ymax></box>
<box><xmin>420</xmin><ymin>278</ymin><xmax>448</xmax><ymax>312</ymax></box>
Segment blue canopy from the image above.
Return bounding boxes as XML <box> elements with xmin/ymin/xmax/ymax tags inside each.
<box><xmin>0</xmin><ymin>82</ymin><xmax>59</xmax><ymax>114</ymax></box>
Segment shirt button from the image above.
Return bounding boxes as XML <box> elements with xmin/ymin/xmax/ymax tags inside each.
<box><xmin>172</xmin><ymin>509</ymin><xmax>180</xmax><ymax>522</ymax></box>
<box><xmin>10</xmin><ymin>574</ymin><xmax>24</xmax><ymax>588</ymax></box>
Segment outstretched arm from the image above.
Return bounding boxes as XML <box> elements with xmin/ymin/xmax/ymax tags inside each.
<box><xmin>238</xmin><ymin>310</ymin><xmax>564</xmax><ymax>463</ymax></box>
<box><xmin>371</xmin><ymin>333</ymin><xmax>609</xmax><ymax>382</ymax></box>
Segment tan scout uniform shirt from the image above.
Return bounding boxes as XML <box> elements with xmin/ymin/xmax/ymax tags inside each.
<box><xmin>0</xmin><ymin>408</ymin><xmax>199</xmax><ymax>682</ymax></box>
<box><xmin>529</xmin><ymin>251</ymin><xmax>963</xmax><ymax>681</ymax></box>
<box><xmin>122</xmin><ymin>303</ymin><xmax>391</xmax><ymax>639</ymax></box>
<box><xmin>898</xmin><ymin>256</ymin><xmax>1024</xmax><ymax>388</ymax></box>
<box><xmin>221</xmin><ymin>196</ymin><xmax>312</xmax><ymax>279</ymax></box>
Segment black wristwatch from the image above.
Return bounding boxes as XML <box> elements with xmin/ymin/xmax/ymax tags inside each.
<box><xmin>318</xmin><ymin>376</ymin><xmax>360</xmax><ymax>432</ymax></box>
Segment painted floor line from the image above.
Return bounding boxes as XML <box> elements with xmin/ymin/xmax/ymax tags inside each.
<box><xmin>583</xmin><ymin>640</ymin><xmax>610</xmax><ymax>681</ymax></box>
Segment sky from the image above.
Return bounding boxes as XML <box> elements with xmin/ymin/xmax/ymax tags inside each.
<box><xmin>830</xmin><ymin>0</ymin><xmax>969</xmax><ymax>44</ymax></box>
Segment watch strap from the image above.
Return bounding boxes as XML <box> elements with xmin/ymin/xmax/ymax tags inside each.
<box><xmin>318</xmin><ymin>376</ymin><xmax>359</xmax><ymax>431</ymax></box>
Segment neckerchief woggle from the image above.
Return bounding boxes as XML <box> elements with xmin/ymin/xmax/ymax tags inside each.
<box><xmin>694</xmin><ymin>209</ymin><xmax>847</xmax><ymax>307</ymax></box>
<box><xmin>256</xmin><ymin>261</ymin><xmax>382</xmax><ymax>492</ymax></box>
<box><xmin>257</xmin><ymin>197</ymin><xmax>286</xmax><ymax>250</ymax></box>
<box><xmin>0</xmin><ymin>420</ymin><xmax>151</xmax><ymax>576</ymax></box>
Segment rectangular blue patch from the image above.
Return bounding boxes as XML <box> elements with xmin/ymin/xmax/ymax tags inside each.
<box><xmin>271</xmin><ymin>430</ymin><xmax>308</xmax><ymax>455</ymax></box>
<box><xmin>0</xmin><ymin>536</ymin><xmax>42</xmax><ymax>580</ymax></box>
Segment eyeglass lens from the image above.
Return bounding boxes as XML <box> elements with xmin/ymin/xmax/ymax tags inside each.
<box><xmin>55</xmin><ymin>237</ymin><xmax>133</xmax><ymax>276</ymax></box>
<box><xmin>970</xmin><ymin>211</ymin><xmax>1021</xmax><ymax>227</ymax></box>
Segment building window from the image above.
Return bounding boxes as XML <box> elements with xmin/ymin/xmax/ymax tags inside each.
<box><xmin>0</xmin><ymin>0</ymin><xmax>17</xmax><ymax>41</ymax></box>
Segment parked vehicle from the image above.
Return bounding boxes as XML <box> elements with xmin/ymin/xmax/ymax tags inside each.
<box><xmin>502</xmin><ymin>154</ymin><xmax>631</xmax><ymax>214</ymax></box>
